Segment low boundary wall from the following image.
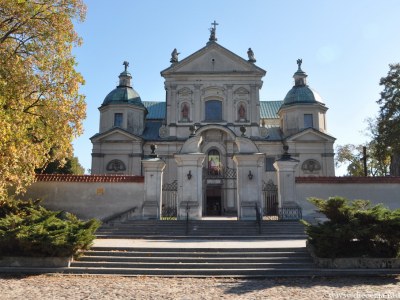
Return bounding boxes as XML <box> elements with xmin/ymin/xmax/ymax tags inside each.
<box><xmin>296</xmin><ymin>177</ymin><xmax>400</xmax><ymax>220</ymax></box>
<box><xmin>25</xmin><ymin>175</ymin><xmax>145</xmax><ymax>220</ymax></box>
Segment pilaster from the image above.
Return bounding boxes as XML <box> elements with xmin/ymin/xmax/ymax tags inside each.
<box><xmin>141</xmin><ymin>158</ymin><xmax>166</xmax><ymax>219</ymax></box>
<box><xmin>233</xmin><ymin>153</ymin><xmax>265</xmax><ymax>220</ymax></box>
<box><xmin>175</xmin><ymin>153</ymin><xmax>206</xmax><ymax>220</ymax></box>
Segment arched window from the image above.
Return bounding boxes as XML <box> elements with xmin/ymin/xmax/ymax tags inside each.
<box><xmin>205</xmin><ymin>100</ymin><xmax>222</xmax><ymax>121</ymax></box>
<box><xmin>106</xmin><ymin>159</ymin><xmax>126</xmax><ymax>172</ymax></box>
<box><xmin>208</xmin><ymin>149</ymin><xmax>221</xmax><ymax>175</ymax></box>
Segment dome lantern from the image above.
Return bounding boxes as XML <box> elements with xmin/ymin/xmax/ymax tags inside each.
<box><xmin>101</xmin><ymin>61</ymin><xmax>145</xmax><ymax>109</ymax></box>
<box><xmin>282</xmin><ymin>59</ymin><xmax>324</xmax><ymax>106</ymax></box>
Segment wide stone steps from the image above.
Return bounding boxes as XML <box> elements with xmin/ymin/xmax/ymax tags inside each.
<box><xmin>97</xmin><ymin>220</ymin><xmax>307</xmax><ymax>239</ymax></box>
<box><xmin>68</xmin><ymin>246</ymin><xmax>316</xmax><ymax>276</ymax></box>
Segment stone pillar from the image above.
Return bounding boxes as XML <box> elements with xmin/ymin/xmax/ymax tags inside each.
<box><xmin>141</xmin><ymin>158</ymin><xmax>166</xmax><ymax>219</ymax></box>
<box><xmin>175</xmin><ymin>153</ymin><xmax>205</xmax><ymax>220</ymax></box>
<box><xmin>233</xmin><ymin>153</ymin><xmax>265</xmax><ymax>220</ymax></box>
<box><xmin>273</xmin><ymin>154</ymin><xmax>299</xmax><ymax>208</ymax></box>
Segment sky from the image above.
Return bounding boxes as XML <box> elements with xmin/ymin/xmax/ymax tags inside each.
<box><xmin>71</xmin><ymin>0</ymin><xmax>400</xmax><ymax>175</ymax></box>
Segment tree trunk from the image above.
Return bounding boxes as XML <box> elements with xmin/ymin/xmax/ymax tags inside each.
<box><xmin>390</xmin><ymin>152</ymin><xmax>400</xmax><ymax>176</ymax></box>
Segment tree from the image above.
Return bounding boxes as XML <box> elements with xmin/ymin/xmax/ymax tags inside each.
<box><xmin>0</xmin><ymin>0</ymin><xmax>86</xmax><ymax>197</ymax></box>
<box><xmin>335</xmin><ymin>142</ymin><xmax>389</xmax><ymax>177</ymax></box>
<box><xmin>376</xmin><ymin>63</ymin><xmax>400</xmax><ymax>176</ymax></box>
<box><xmin>36</xmin><ymin>156</ymin><xmax>85</xmax><ymax>175</ymax></box>
<box><xmin>335</xmin><ymin>144</ymin><xmax>365</xmax><ymax>176</ymax></box>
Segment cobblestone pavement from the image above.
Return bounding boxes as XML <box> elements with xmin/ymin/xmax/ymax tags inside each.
<box><xmin>1</xmin><ymin>275</ymin><xmax>400</xmax><ymax>300</ymax></box>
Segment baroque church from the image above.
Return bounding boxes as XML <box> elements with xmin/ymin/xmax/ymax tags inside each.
<box><xmin>90</xmin><ymin>23</ymin><xmax>335</xmax><ymax>219</ymax></box>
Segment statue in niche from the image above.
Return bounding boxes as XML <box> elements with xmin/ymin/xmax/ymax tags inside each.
<box><xmin>238</xmin><ymin>104</ymin><xmax>246</xmax><ymax>120</ymax></box>
<box><xmin>247</xmin><ymin>48</ymin><xmax>256</xmax><ymax>63</ymax></box>
<box><xmin>170</xmin><ymin>48</ymin><xmax>180</xmax><ymax>63</ymax></box>
<box><xmin>181</xmin><ymin>103</ymin><xmax>189</xmax><ymax>121</ymax></box>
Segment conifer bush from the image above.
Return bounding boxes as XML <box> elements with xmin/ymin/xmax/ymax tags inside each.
<box><xmin>0</xmin><ymin>197</ymin><xmax>100</xmax><ymax>257</ymax></box>
<box><xmin>303</xmin><ymin>197</ymin><xmax>400</xmax><ymax>258</ymax></box>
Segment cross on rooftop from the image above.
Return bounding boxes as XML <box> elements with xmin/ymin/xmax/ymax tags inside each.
<box><xmin>211</xmin><ymin>20</ymin><xmax>219</xmax><ymax>31</ymax></box>
<box><xmin>123</xmin><ymin>61</ymin><xmax>129</xmax><ymax>72</ymax></box>
<box><xmin>209</xmin><ymin>20</ymin><xmax>219</xmax><ymax>42</ymax></box>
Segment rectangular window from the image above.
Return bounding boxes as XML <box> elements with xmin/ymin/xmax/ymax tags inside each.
<box><xmin>265</xmin><ymin>157</ymin><xmax>276</xmax><ymax>172</ymax></box>
<box><xmin>304</xmin><ymin>114</ymin><xmax>313</xmax><ymax>128</ymax></box>
<box><xmin>205</xmin><ymin>100</ymin><xmax>222</xmax><ymax>121</ymax></box>
<box><xmin>114</xmin><ymin>113</ymin><xmax>123</xmax><ymax>127</ymax></box>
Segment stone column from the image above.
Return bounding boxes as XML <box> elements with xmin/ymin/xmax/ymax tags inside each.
<box><xmin>233</xmin><ymin>153</ymin><xmax>265</xmax><ymax>220</ymax></box>
<box><xmin>141</xmin><ymin>158</ymin><xmax>166</xmax><ymax>219</ymax></box>
<box><xmin>174</xmin><ymin>153</ymin><xmax>205</xmax><ymax>220</ymax></box>
<box><xmin>273</xmin><ymin>153</ymin><xmax>299</xmax><ymax>208</ymax></box>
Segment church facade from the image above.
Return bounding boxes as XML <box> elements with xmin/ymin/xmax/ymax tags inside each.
<box><xmin>90</xmin><ymin>25</ymin><xmax>335</xmax><ymax>220</ymax></box>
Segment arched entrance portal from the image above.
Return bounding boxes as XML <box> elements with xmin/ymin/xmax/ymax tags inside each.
<box><xmin>198</xmin><ymin>127</ymin><xmax>238</xmax><ymax>217</ymax></box>
<box><xmin>173</xmin><ymin>127</ymin><xmax>264</xmax><ymax>220</ymax></box>
<box><xmin>205</xmin><ymin>149</ymin><xmax>222</xmax><ymax>215</ymax></box>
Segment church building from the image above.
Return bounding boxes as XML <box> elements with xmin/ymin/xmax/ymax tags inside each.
<box><xmin>90</xmin><ymin>23</ymin><xmax>335</xmax><ymax>220</ymax></box>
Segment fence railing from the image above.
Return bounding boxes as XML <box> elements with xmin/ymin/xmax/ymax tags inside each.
<box><xmin>278</xmin><ymin>206</ymin><xmax>302</xmax><ymax>221</ymax></box>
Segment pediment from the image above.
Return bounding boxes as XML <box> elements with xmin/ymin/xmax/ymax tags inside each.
<box><xmin>161</xmin><ymin>43</ymin><xmax>266</xmax><ymax>75</ymax></box>
<box><xmin>91</xmin><ymin>128</ymin><xmax>143</xmax><ymax>143</ymax></box>
<box><xmin>285</xmin><ymin>128</ymin><xmax>336</xmax><ymax>143</ymax></box>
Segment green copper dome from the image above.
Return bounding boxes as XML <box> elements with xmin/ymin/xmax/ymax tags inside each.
<box><xmin>283</xmin><ymin>59</ymin><xmax>324</xmax><ymax>106</ymax></box>
<box><xmin>283</xmin><ymin>85</ymin><xmax>324</xmax><ymax>105</ymax></box>
<box><xmin>101</xmin><ymin>61</ymin><xmax>145</xmax><ymax>109</ymax></box>
<box><xmin>102</xmin><ymin>86</ymin><xmax>144</xmax><ymax>107</ymax></box>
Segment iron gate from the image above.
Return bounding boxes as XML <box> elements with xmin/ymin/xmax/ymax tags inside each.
<box><xmin>161</xmin><ymin>180</ymin><xmax>177</xmax><ymax>220</ymax></box>
<box><xmin>203</xmin><ymin>167</ymin><xmax>237</xmax><ymax>216</ymax></box>
<box><xmin>262</xmin><ymin>179</ymin><xmax>278</xmax><ymax>220</ymax></box>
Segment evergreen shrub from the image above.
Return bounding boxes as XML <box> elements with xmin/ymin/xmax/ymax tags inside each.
<box><xmin>0</xmin><ymin>197</ymin><xmax>100</xmax><ymax>257</ymax></box>
<box><xmin>303</xmin><ymin>197</ymin><xmax>400</xmax><ymax>258</ymax></box>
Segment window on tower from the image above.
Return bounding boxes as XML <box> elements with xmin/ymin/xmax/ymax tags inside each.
<box><xmin>114</xmin><ymin>113</ymin><xmax>123</xmax><ymax>127</ymax></box>
<box><xmin>304</xmin><ymin>114</ymin><xmax>313</xmax><ymax>128</ymax></box>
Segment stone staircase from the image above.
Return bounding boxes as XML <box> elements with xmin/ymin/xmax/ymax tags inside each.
<box><xmin>68</xmin><ymin>246</ymin><xmax>316</xmax><ymax>277</ymax></box>
<box><xmin>96</xmin><ymin>219</ymin><xmax>307</xmax><ymax>239</ymax></box>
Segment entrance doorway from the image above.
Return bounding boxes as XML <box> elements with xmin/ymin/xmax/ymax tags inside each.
<box><xmin>206</xmin><ymin>187</ymin><xmax>222</xmax><ymax>216</ymax></box>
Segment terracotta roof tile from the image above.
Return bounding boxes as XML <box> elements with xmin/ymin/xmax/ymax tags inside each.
<box><xmin>35</xmin><ymin>174</ymin><xmax>144</xmax><ymax>183</ymax></box>
<box><xmin>296</xmin><ymin>176</ymin><xmax>400</xmax><ymax>184</ymax></box>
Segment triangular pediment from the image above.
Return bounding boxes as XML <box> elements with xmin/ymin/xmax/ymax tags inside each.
<box><xmin>161</xmin><ymin>42</ymin><xmax>266</xmax><ymax>76</ymax></box>
<box><xmin>90</xmin><ymin>128</ymin><xmax>143</xmax><ymax>143</ymax></box>
<box><xmin>285</xmin><ymin>128</ymin><xmax>336</xmax><ymax>143</ymax></box>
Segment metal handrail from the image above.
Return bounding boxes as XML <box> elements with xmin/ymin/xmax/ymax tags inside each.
<box><xmin>185</xmin><ymin>202</ymin><xmax>190</xmax><ymax>235</ymax></box>
<box><xmin>255</xmin><ymin>203</ymin><xmax>262</xmax><ymax>234</ymax></box>
<box><xmin>101</xmin><ymin>206</ymin><xmax>137</xmax><ymax>224</ymax></box>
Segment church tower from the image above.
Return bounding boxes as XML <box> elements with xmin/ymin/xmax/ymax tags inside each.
<box><xmin>90</xmin><ymin>62</ymin><xmax>147</xmax><ymax>175</ymax></box>
<box><xmin>278</xmin><ymin>59</ymin><xmax>328</xmax><ymax>136</ymax></box>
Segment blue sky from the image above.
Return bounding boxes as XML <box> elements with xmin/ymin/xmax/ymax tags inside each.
<box><xmin>72</xmin><ymin>0</ymin><xmax>400</xmax><ymax>174</ymax></box>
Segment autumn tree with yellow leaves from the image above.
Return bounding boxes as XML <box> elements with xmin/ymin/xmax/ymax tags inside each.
<box><xmin>0</xmin><ymin>0</ymin><xmax>86</xmax><ymax>197</ymax></box>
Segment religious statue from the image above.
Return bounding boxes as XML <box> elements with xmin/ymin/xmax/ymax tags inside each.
<box><xmin>247</xmin><ymin>48</ymin><xmax>256</xmax><ymax>63</ymax></box>
<box><xmin>181</xmin><ymin>103</ymin><xmax>189</xmax><ymax>120</ymax></box>
<box><xmin>238</xmin><ymin>104</ymin><xmax>246</xmax><ymax>120</ymax></box>
<box><xmin>123</xmin><ymin>61</ymin><xmax>129</xmax><ymax>72</ymax></box>
<box><xmin>170</xmin><ymin>48</ymin><xmax>180</xmax><ymax>63</ymax></box>
<box><xmin>209</xmin><ymin>20</ymin><xmax>218</xmax><ymax>42</ymax></box>
<box><xmin>297</xmin><ymin>58</ymin><xmax>302</xmax><ymax>69</ymax></box>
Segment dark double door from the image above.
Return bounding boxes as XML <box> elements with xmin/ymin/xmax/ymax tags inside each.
<box><xmin>206</xmin><ymin>187</ymin><xmax>222</xmax><ymax>216</ymax></box>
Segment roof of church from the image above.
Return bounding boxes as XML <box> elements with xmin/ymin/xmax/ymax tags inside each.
<box><xmin>283</xmin><ymin>86</ymin><xmax>324</xmax><ymax>106</ymax></box>
<box><xmin>260</xmin><ymin>101</ymin><xmax>282</xmax><ymax>119</ymax></box>
<box><xmin>142</xmin><ymin>101</ymin><xmax>166</xmax><ymax>119</ymax></box>
<box><xmin>103</xmin><ymin>86</ymin><xmax>145</xmax><ymax>108</ymax></box>
<box><xmin>101</xmin><ymin>63</ymin><xmax>147</xmax><ymax>110</ymax></box>
<box><xmin>282</xmin><ymin>60</ymin><xmax>324</xmax><ymax>107</ymax></box>
<box><xmin>142</xmin><ymin>101</ymin><xmax>283</xmax><ymax>120</ymax></box>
